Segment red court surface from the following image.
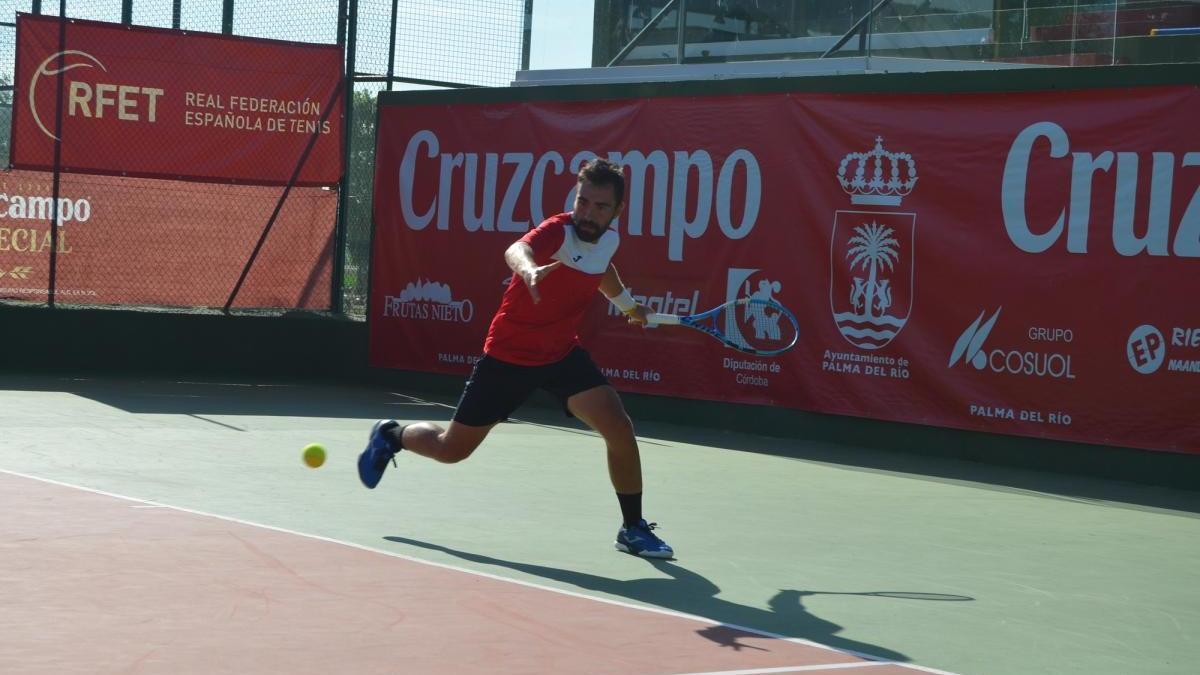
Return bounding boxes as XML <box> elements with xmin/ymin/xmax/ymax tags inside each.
<box><xmin>0</xmin><ymin>471</ymin><xmax>949</xmax><ymax>674</ymax></box>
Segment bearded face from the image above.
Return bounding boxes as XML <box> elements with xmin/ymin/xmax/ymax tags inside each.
<box><xmin>572</xmin><ymin>179</ymin><xmax>621</xmax><ymax>243</ymax></box>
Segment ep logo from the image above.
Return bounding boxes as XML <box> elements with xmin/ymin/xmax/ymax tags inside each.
<box><xmin>1127</xmin><ymin>325</ymin><xmax>1165</xmax><ymax>374</ymax></box>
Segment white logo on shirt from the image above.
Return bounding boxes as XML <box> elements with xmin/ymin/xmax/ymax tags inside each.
<box><xmin>553</xmin><ymin>224</ymin><xmax>618</xmax><ymax>274</ymax></box>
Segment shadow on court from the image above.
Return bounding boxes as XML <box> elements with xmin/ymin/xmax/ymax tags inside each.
<box><xmin>382</xmin><ymin>535</ymin><xmax>972</xmax><ymax>663</ymax></box>
<box><xmin>6</xmin><ymin>373</ymin><xmax>1197</xmax><ymax>515</ymax></box>
<box><xmin>0</xmin><ymin>374</ymin><xmax>461</xmax><ymax>421</ymax></box>
<box><xmin>628</xmin><ymin>418</ymin><xmax>1200</xmax><ymax>517</ymax></box>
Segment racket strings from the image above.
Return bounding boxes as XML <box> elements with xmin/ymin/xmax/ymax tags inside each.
<box><xmin>727</xmin><ymin>301</ymin><xmax>796</xmax><ymax>352</ymax></box>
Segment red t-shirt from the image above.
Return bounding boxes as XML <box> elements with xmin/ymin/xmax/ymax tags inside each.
<box><xmin>483</xmin><ymin>213</ymin><xmax>619</xmax><ymax>365</ymax></box>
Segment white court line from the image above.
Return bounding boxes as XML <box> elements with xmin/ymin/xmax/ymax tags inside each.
<box><xmin>0</xmin><ymin>468</ymin><xmax>957</xmax><ymax>675</ymax></box>
<box><xmin>388</xmin><ymin>392</ymin><xmax>455</xmax><ymax>409</ymax></box>
<box><xmin>674</xmin><ymin>662</ymin><xmax>892</xmax><ymax>675</ymax></box>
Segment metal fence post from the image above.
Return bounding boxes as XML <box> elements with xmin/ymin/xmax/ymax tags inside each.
<box><xmin>331</xmin><ymin>0</ymin><xmax>358</xmax><ymax>314</ymax></box>
<box><xmin>386</xmin><ymin>0</ymin><xmax>399</xmax><ymax>90</ymax></box>
<box><xmin>676</xmin><ymin>0</ymin><xmax>687</xmax><ymax>64</ymax></box>
<box><xmin>48</xmin><ymin>4</ymin><xmax>68</xmax><ymax>308</ymax></box>
<box><xmin>521</xmin><ymin>0</ymin><xmax>532</xmax><ymax>71</ymax></box>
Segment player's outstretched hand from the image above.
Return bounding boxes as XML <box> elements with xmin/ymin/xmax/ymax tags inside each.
<box><xmin>523</xmin><ymin>260</ymin><xmax>562</xmax><ymax>303</ymax></box>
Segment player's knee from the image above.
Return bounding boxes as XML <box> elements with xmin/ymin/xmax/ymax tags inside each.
<box><xmin>617</xmin><ymin>412</ymin><xmax>635</xmax><ymax>437</ymax></box>
<box><xmin>598</xmin><ymin>412</ymin><xmax>635</xmax><ymax>441</ymax></box>
<box><xmin>439</xmin><ymin>436</ymin><xmax>481</xmax><ymax>463</ymax></box>
<box><xmin>442</xmin><ymin>448</ymin><xmax>475</xmax><ymax>463</ymax></box>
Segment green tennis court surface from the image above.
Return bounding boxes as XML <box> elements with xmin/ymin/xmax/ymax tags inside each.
<box><xmin>2</xmin><ymin>374</ymin><xmax>1198</xmax><ymax>674</ymax></box>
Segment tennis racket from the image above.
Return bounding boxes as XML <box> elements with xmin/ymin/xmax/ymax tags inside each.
<box><xmin>646</xmin><ymin>298</ymin><xmax>800</xmax><ymax>356</ymax></box>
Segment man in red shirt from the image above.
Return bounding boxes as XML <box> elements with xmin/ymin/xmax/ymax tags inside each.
<box><xmin>358</xmin><ymin>158</ymin><xmax>673</xmax><ymax>558</ymax></box>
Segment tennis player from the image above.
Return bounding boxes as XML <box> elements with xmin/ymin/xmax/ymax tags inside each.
<box><xmin>359</xmin><ymin>158</ymin><xmax>674</xmax><ymax>559</ymax></box>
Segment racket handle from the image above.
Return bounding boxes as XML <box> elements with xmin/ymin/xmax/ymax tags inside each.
<box><xmin>646</xmin><ymin>313</ymin><xmax>681</xmax><ymax>326</ymax></box>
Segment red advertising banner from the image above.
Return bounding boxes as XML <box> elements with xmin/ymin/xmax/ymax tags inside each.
<box><xmin>369</xmin><ymin>85</ymin><xmax>1200</xmax><ymax>455</ymax></box>
<box><xmin>11</xmin><ymin>14</ymin><xmax>343</xmax><ymax>186</ymax></box>
<box><xmin>0</xmin><ymin>169</ymin><xmax>336</xmax><ymax>308</ymax></box>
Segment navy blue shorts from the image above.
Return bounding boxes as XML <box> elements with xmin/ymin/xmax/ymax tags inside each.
<box><xmin>452</xmin><ymin>346</ymin><xmax>609</xmax><ymax>427</ymax></box>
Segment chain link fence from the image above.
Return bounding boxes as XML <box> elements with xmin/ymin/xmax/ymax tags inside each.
<box><xmin>0</xmin><ymin>0</ymin><xmax>531</xmax><ymax>316</ymax></box>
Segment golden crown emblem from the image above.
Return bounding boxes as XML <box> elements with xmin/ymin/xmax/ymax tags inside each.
<box><xmin>837</xmin><ymin>137</ymin><xmax>917</xmax><ymax>206</ymax></box>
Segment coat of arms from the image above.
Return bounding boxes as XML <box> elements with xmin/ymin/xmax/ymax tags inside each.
<box><xmin>830</xmin><ymin>137</ymin><xmax>917</xmax><ymax>350</ymax></box>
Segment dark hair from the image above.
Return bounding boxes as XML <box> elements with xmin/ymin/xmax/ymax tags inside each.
<box><xmin>577</xmin><ymin>158</ymin><xmax>625</xmax><ymax>206</ymax></box>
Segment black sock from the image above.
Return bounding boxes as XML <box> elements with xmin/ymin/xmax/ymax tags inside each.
<box><xmin>616</xmin><ymin>492</ymin><xmax>642</xmax><ymax>528</ymax></box>
<box><xmin>383</xmin><ymin>424</ymin><xmax>406</xmax><ymax>451</ymax></box>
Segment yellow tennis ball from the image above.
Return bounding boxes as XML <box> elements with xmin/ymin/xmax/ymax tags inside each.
<box><xmin>302</xmin><ymin>443</ymin><xmax>326</xmax><ymax>468</ymax></box>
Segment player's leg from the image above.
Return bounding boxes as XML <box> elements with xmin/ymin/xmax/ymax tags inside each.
<box><xmin>394</xmin><ymin>420</ymin><xmax>495</xmax><ymax>464</ymax></box>
<box><xmin>548</xmin><ymin>348</ymin><xmax>673</xmax><ymax>558</ymax></box>
<box><xmin>358</xmin><ymin>420</ymin><xmax>493</xmax><ymax>489</ymax></box>
<box><xmin>357</xmin><ymin>355</ymin><xmax>536</xmax><ymax>489</ymax></box>
<box><xmin>567</xmin><ymin>385</ymin><xmax>673</xmax><ymax>558</ymax></box>
<box><xmin>565</xmin><ymin>384</ymin><xmax>641</xmax><ymax>494</ymax></box>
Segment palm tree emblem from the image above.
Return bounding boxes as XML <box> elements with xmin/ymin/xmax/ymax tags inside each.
<box><xmin>845</xmin><ymin>222</ymin><xmax>899</xmax><ymax>319</ymax></box>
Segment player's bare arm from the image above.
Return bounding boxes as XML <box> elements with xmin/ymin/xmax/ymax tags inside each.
<box><xmin>600</xmin><ymin>264</ymin><xmax>649</xmax><ymax>325</ymax></box>
<box><xmin>505</xmin><ymin>241</ymin><xmax>561</xmax><ymax>304</ymax></box>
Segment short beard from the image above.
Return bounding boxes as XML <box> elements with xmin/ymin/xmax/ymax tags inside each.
<box><xmin>575</xmin><ymin>219</ymin><xmax>608</xmax><ymax>243</ymax></box>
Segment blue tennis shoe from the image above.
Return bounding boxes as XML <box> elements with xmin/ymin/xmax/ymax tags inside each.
<box><xmin>615</xmin><ymin>520</ymin><xmax>674</xmax><ymax>558</ymax></box>
<box><xmin>357</xmin><ymin>419</ymin><xmax>401</xmax><ymax>489</ymax></box>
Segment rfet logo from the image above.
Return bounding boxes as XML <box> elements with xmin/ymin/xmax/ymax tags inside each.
<box><xmin>29</xmin><ymin>50</ymin><xmax>164</xmax><ymax>140</ymax></box>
